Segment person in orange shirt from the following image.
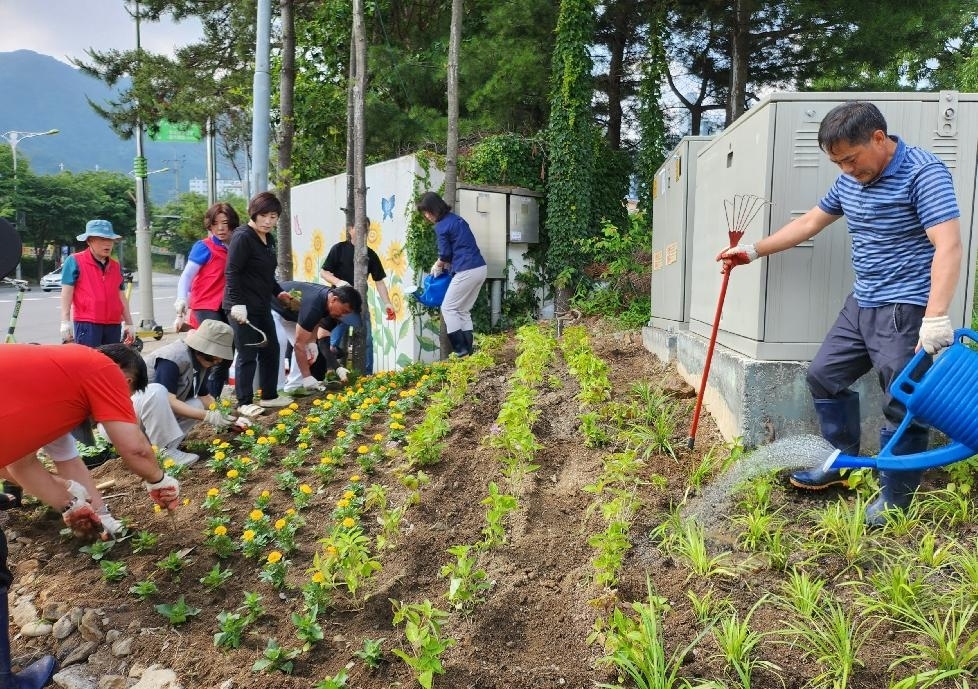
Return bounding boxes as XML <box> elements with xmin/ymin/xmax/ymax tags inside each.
<box><xmin>0</xmin><ymin>343</ymin><xmax>180</xmax><ymax>688</ymax></box>
<box><xmin>60</xmin><ymin>219</ymin><xmax>135</xmax><ymax>347</ymax></box>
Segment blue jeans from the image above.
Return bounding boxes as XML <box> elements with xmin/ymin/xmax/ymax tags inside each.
<box><xmin>330</xmin><ymin>308</ymin><xmax>373</xmax><ymax>374</ymax></box>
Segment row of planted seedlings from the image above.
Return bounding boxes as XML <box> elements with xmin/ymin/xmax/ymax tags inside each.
<box><xmin>367</xmin><ymin>339</ymin><xmax>505</xmax><ymax>689</ymax></box>
<box><xmin>76</xmin><ymin>363</ymin><xmax>457</xmax><ymax>684</ymax></box>
<box><xmin>614</xmin><ymin>395</ymin><xmax>978</xmax><ymax>683</ymax></box>
<box><xmin>390</xmin><ymin>325</ymin><xmax>559</xmax><ymax>689</ymax></box>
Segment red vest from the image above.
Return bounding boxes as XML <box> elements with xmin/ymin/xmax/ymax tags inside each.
<box><xmin>70</xmin><ymin>250</ymin><xmax>124</xmax><ymax>325</ymax></box>
<box><xmin>188</xmin><ymin>236</ymin><xmax>228</xmax><ymax>326</ymax></box>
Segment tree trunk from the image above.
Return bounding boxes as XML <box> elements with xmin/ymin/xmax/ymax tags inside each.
<box><xmin>277</xmin><ymin>0</ymin><xmax>296</xmax><ymax>280</ymax></box>
<box><xmin>726</xmin><ymin>0</ymin><xmax>751</xmax><ymax>125</ymax></box>
<box><xmin>344</xmin><ymin>31</ymin><xmax>356</xmax><ymax>228</ymax></box>
<box><xmin>351</xmin><ymin>0</ymin><xmax>369</xmax><ymax>374</ymax></box>
<box><xmin>444</xmin><ymin>0</ymin><xmax>462</xmax><ymax>205</ymax></box>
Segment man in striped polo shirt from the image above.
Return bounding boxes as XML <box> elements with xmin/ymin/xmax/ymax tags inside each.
<box><xmin>718</xmin><ymin>101</ymin><xmax>962</xmax><ymax>526</ymax></box>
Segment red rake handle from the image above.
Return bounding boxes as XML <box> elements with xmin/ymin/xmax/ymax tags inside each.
<box><xmin>687</xmin><ymin>268</ymin><xmax>731</xmax><ymax>449</ymax></box>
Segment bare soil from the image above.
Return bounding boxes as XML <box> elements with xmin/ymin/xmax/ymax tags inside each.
<box><xmin>2</xmin><ymin>323</ymin><xmax>968</xmax><ymax>688</ymax></box>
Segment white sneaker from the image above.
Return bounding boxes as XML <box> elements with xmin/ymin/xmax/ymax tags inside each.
<box><xmin>163</xmin><ymin>446</ymin><xmax>199</xmax><ymax>467</ymax></box>
<box><xmin>258</xmin><ymin>395</ymin><xmax>292</xmax><ymax>409</ymax></box>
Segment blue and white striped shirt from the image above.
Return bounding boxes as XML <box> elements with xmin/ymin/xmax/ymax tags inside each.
<box><xmin>818</xmin><ymin>136</ymin><xmax>959</xmax><ymax>308</ymax></box>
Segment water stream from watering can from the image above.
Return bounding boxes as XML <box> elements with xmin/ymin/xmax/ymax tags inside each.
<box><xmin>682</xmin><ymin>434</ymin><xmax>838</xmax><ymax>529</ymax></box>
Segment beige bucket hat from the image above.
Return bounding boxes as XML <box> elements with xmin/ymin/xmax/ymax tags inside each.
<box><xmin>184</xmin><ymin>319</ymin><xmax>234</xmax><ymax>361</ymax></box>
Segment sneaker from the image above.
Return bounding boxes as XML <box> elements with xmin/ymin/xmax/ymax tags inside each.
<box><xmin>162</xmin><ymin>446</ymin><xmax>200</xmax><ymax>467</ymax></box>
<box><xmin>258</xmin><ymin>395</ymin><xmax>292</xmax><ymax>409</ymax></box>
<box><xmin>282</xmin><ymin>386</ymin><xmax>311</xmax><ymax>397</ymax></box>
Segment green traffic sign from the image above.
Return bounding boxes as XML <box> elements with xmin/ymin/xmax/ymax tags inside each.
<box><xmin>150</xmin><ymin>120</ymin><xmax>202</xmax><ymax>143</ymax></box>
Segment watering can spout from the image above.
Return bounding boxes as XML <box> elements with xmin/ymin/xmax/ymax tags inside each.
<box><xmin>829</xmin><ymin>441</ymin><xmax>977</xmax><ymax>472</ymax></box>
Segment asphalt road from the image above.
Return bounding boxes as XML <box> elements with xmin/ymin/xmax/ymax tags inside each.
<box><xmin>0</xmin><ymin>272</ymin><xmax>180</xmax><ymax>345</ymax></box>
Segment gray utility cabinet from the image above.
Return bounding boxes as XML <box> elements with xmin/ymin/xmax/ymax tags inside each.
<box><xmin>650</xmin><ymin>136</ymin><xmax>712</xmax><ymax>329</ymax></box>
<box><xmin>454</xmin><ymin>184</ymin><xmax>541</xmax><ymax>280</ymax></box>
<box><xmin>688</xmin><ymin>91</ymin><xmax>978</xmax><ymax>360</ymax></box>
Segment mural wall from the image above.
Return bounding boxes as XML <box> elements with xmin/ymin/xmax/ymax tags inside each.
<box><xmin>289</xmin><ymin>155</ymin><xmax>445</xmax><ymax>371</ymax></box>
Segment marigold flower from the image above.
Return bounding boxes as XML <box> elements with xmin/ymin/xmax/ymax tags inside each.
<box><xmin>289</xmin><ymin>402</ymin><xmax>299</xmax><ymax>410</ymax></box>
<box><xmin>298</xmin><ymin>442</ymin><xmax>308</xmax><ymax>450</ymax></box>
<box><xmin>326</xmin><ymin>394</ymin><xmax>335</xmax><ymax>401</ymax></box>
<box><xmin>245</xmin><ymin>428</ymin><xmax>255</xmax><ymax>437</ymax></box>
<box><xmin>212</xmin><ymin>438</ymin><xmax>222</xmax><ymax>445</ymax></box>
<box><xmin>214</xmin><ymin>525</ymin><xmax>228</xmax><ymax>537</ymax></box>
<box><xmin>267</xmin><ymin>436</ymin><xmax>277</xmax><ymax>445</ymax></box>
<box><xmin>320</xmin><ymin>456</ymin><xmax>333</xmax><ymax>465</ymax></box>
<box><xmin>260</xmin><ymin>490</ymin><xmax>270</xmax><ymax>498</ymax></box>
<box><xmin>208</xmin><ymin>402</ymin><xmax>217</xmax><ymax>411</ymax></box>
<box><xmin>257</xmin><ymin>437</ymin><xmax>268</xmax><ymax>445</ymax></box>
<box><xmin>249</xmin><ymin>509</ymin><xmax>264</xmax><ymax>521</ymax></box>
<box><xmin>373</xmin><ymin>433</ymin><xmax>384</xmax><ymax>441</ymax></box>
<box><xmin>311</xmin><ymin>571</ymin><xmax>326</xmax><ymax>584</ymax></box>
<box><xmin>337</xmin><ymin>430</ymin><xmax>347</xmax><ymax>438</ymax></box>
<box><xmin>226</xmin><ymin>469</ymin><xmax>239</xmax><ymax>479</ymax></box>
<box><xmin>242</xmin><ymin>529</ymin><xmax>256</xmax><ymax>541</ymax></box>
<box><xmin>162</xmin><ymin>458</ymin><xmax>176</xmax><ymax>469</ymax></box>
<box><xmin>350</xmin><ymin>412</ymin><xmax>362</xmax><ymax>421</ymax></box>
<box><xmin>350</xmin><ymin>475</ymin><xmax>361</xmax><ymax>483</ymax></box>
<box><xmin>325</xmin><ymin>545</ymin><xmax>338</xmax><ymax>557</ymax></box>
<box><xmin>343</xmin><ymin>490</ymin><xmax>355</xmax><ymax>500</ymax></box>
<box><xmin>336</xmin><ymin>498</ymin><xmax>350</xmax><ymax>509</ymax></box>
<box><xmin>219</xmin><ymin>442</ymin><xmax>231</xmax><ymax>449</ymax></box>
<box><xmin>207</xmin><ymin>488</ymin><xmax>220</xmax><ymax>497</ymax></box>
<box><xmin>183</xmin><ymin>498</ymin><xmax>190</xmax><ymax>506</ymax></box>
<box><xmin>312</xmin><ymin>399</ymin><xmax>322</xmax><ymax>407</ymax></box>
<box><xmin>299</xmin><ymin>484</ymin><xmax>313</xmax><ymax>495</ymax></box>
<box><xmin>342</xmin><ymin>517</ymin><xmax>356</xmax><ymax>528</ymax></box>
<box><xmin>276</xmin><ymin>423</ymin><xmax>287</xmax><ymax>431</ymax></box>
<box><xmin>274</xmin><ymin>519</ymin><xmax>287</xmax><ymax>530</ymax></box>
<box><xmin>357</xmin><ymin>445</ymin><xmax>369</xmax><ymax>455</ymax></box>
<box><xmin>240</xmin><ymin>457</ymin><xmax>252</xmax><ymax>464</ymax></box>
<box><xmin>267</xmin><ymin>551</ymin><xmax>283</xmax><ymax>564</ymax></box>
<box><xmin>286</xmin><ymin>508</ymin><xmax>296</xmax><ymax>516</ymax></box>
<box><xmin>213</xmin><ymin>451</ymin><xmax>226</xmax><ymax>461</ymax></box>
<box><xmin>153</xmin><ymin>504</ymin><xmax>162</xmax><ymax>513</ymax></box>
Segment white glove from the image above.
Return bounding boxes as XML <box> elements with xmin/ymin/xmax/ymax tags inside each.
<box><xmin>304</xmin><ymin>343</ymin><xmax>319</xmax><ymax>365</ymax></box>
<box><xmin>919</xmin><ymin>315</ymin><xmax>954</xmax><ymax>355</ymax></box>
<box><xmin>122</xmin><ymin>323</ymin><xmax>135</xmax><ymax>343</ymax></box>
<box><xmin>144</xmin><ymin>474</ymin><xmax>180</xmax><ymax>510</ymax></box>
<box><xmin>716</xmin><ymin>243</ymin><xmax>758</xmax><ymax>270</ymax></box>
<box><xmin>336</xmin><ymin>366</ymin><xmax>349</xmax><ymax>383</ymax></box>
<box><xmin>60</xmin><ymin>321</ymin><xmax>73</xmax><ymax>342</ymax></box>
<box><xmin>66</xmin><ymin>479</ymin><xmax>90</xmax><ymax>504</ymax></box>
<box><xmin>173</xmin><ymin>298</ymin><xmax>188</xmax><ymax>316</ymax></box>
<box><xmin>334</xmin><ymin>279</ymin><xmax>350</xmax><ymax>288</ymax></box>
<box><xmin>300</xmin><ymin>375</ymin><xmax>325</xmax><ymax>392</ymax></box>
<box><xmin>203</xmin><ymin>409</ymin><xmax>234</xmax><ymax>428</ymax></box>
<box><xmin>96</xmin><ymin>507</ymin><xmax>124</xmax><ymax>539</ymax></box>
<box><xmin>230</xmin><ymin>305</ymin><xmax>248</xmax><ymax>324</ymax></box>
<box><xmin>62</xmin><ymin>480</ymin><xmax>98</xmax><ymax>540</ymax></box>
<box><xmin>430</xmin><ymin>261</ymin><xmax>443</xmax><ymax>278</ymax></box>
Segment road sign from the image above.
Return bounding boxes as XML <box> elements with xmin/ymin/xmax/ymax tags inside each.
<box><xmin>150</xmin><ymin>120</ymin><xmax>202</xmax><ymax>143</ymax></box>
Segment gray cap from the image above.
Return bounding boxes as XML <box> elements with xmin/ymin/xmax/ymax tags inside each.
<box><xmin>76</xmin><ymin>219</ymin><xmax>121</xmax><ymax>242</ymax></box>
<box><xmin>184</xmin><ymin>319</ymin><xmax>234</xmax><ymax>361</ymax></box>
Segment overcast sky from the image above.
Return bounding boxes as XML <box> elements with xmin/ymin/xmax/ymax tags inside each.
<box><xmin>0</xmin><ymin>0</ymin><xmax>202</xmax><ymax>64</ymax></box>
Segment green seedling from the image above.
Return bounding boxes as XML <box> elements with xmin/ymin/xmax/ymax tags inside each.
<box><xmin>200</xmin><ymin>563</ymin><xmax>234</xmax><ymax>591</ymax></box>
<box><xmin>129</xmin><ymin>530</ymin><xmax>159</xmax><ymax>554</ymax></box>
<box><xmin>79</xmin><ymin>540</ymin><xmax>115</xmax><ymax>562</ymax></box>
<box><xmin>154</xmin><ymin>596</ymin><xmax>201</xmax><ymax>626</ymax></box>
<box><xmin>390</xmin><ymin>599</ymin><xmax>455</xmax><ymax>689</ymax></box>
<box><xmin>128</xmin><ymin>579</ymin><xmax>159</xmax><ymax>601</ymax></box>
<box><xmin>314</xmin><ymin>668</ymin><xmax>350</xmax><ymax>689</ymax></box>
<box><xmin>99</xmin><ymin>559</ymin><xmax>127</xmax><ymax>583</ymax></box>
<box><xmin>213</xmin><ymin>610</ymin><xmax>248</xmax><ymax>649</ymax></box>
<box><xmin>252</xmin><ymin>638</ymin><xmax>300</xmax><ymax>674</ymax></box>
<box><xmin>291</xmin><ymin>605</ymin><xmax>325</xmax><ymax>650</ymax></box>
<box><xmin>440</xmin><ymin>545</ymin><xmax>493</xmax><ymax>613</ymax></box>
<box><xmin>354</xmin><ymin>637</ymin><xmax>385</xmax><ymax>669</ymax></box>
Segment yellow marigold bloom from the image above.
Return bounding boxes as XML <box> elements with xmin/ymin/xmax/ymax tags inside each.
<box><xmin>212</xmin><ymin>438</ymin><xmax>222</xmax><ymax>445</ymax></box>
<box><xmin>350</xmin><ymin>475</ymin><xmax>361</xmax><ymax>483</ymax></box>
<box><xmin>357</xmin><ymin>445</ymin><xmax>369</xmax><ymax>455</ymax></box>
<box><xmin>183</xmin><ymin>498</ymin><xmax>190</xmax><ymax>506</ymax></box>
<box><xmin>214</xmin><ymin>525</ymin><xmax>228</xmax><ymax>537</ymax></box>
<box><xmin>286</xmin><ymin>508</ymin><xmax>296</xmax><ymax>515</ymax></box>
<box><xmin>220</xmin><ymin>442</ymin><xmax>231</xmax><ymax>449</ymax></box>
<box><xmin>350</xmin><ymin>412</ymin><xmax>361</xmax><ymax>421</ymax></box>
<box><xmin>278</xmin><ymin>409</ymin><xmax>292</xmax><ymax>418</ymax></box>
<box><xmin>322</xmin><ymin>402</ymin><xmax>332</xmax><ymax>410</ymax></box>
<box><xmin>261</xmin><ymin>490</ymin><xmax>270</xmax><ymax>498</ymax></box>
<box><xmin>336</xmin><ymin>498</ymin><xmax>350</xmax><ymax>508</ymax></box>
<box><xmin>342</xmin><ymin>517</ymin><xmax>356</xmax><ymax>528</ymax></box>
<box><xmin>312</xmin><ymin>399</ymin><xmax>323</xmax><ymax>407</ymax></box>
<box><xmin>373</xmin><ymin>433</ymin><xmax>383</xmax><ymax>441</ymax></box>
<box><xmin>325</xmin><ymin>545</ymin><xmax>338</xmax><ymax>557</ymax></box>
<box><xmin>357</xmin><ymin>387</ymin><xmax>364</xmax><ymax>394</ymax></box>
<box><xmin>257</xmin><ymin>437</ymin><xmax>268</xmax><ymax>445</ymax></box>
<box><xmin>153</xmin><ymin>504</ymin><xmax>162</xmax><ymax>513</ymax></box>
<box><xmin>399</xmin><ymin>391</ymin><xmax>408</xmax><ymax>398</ymax></box>
<box><xmin>162</xmin><ymin>458</ymin><xmax>176</xmax><ymax>469</ymax></box>
<box><xmin>320</xmin><ymin>456</ymin><xmax>333</xmax><ymax>465</ymax></box>
<box><xmin>226</xmin><ymin>469</ymin><xmax>239</xmax><ymax>479</ymax></box>
<box><xmin>274</xmin><ymin>519</ymin><xmax>287</xmax><ymax>530</ymax></box>
<box><xmin>388</xmin><ymin>401</ymin><xmax>397</xmax><ymax>408</ymax></box>
<box><xmin>343</xmin><ymin>490</ymin><xmax>355</xmax><ymax>500</ymax></box>
<box><xmin>249</xmin><ymin>509</ymin><xmax>264</xmax><ymax>521</ymax></box>
<box><xmin>242</xmin><ymin>530</ymin><xmax>256</xmax><ymax>542</ymax></box>
<box><xmin>208</xmin><ymin>402</ymin><xmax>217</xmax><ymax>410</ymax></box>
<box><xmin>151</xmin><ymin>445</ymin><xmax>159</xmax><ymax>453</ymax></box>
<box><xmin>337</xmin><ymin>430</ymin><xmax>347</xmax><ymax>438</ymax></box>
<box><xmin>214</xmin><ymin>451</ymin><xmax>226</xmax><ymax>461</ymax></box>
<box><xmin>240</xmin><ymin>457</ymin><xmax>252</xmax><ymax>464</ymax></box>
<box><xmin>392</xmin><ymin>412</ymin><xmax>404</xmax><ymax>420</ymax></box>
<box><xmin>421</xmin><ymin>374</ymin><xmax>429</xmax><ymax>381</ymax></box>
<box><xmin>267</xmin><ymin>436</ymin><xmax>278</xmax><ymax>445</ymax></box>
<box><xmin>311</xmin><ymin>571</ymin><xmax>326</xmax><ymax>584</ymax></box>
<box><xmin>207</xmin><ymin>487</ymin><xmax>220</xmax><ymax>497</ymax></box>
<box><xmin>276</xmin><ymin>423</ymin><xmax>286</xmax><ymax>431</ymax></box>
<box><xmin>326</xmin><ymin>393</ymin><xmax>335</xmax><ymax>401</ymax></box>
<box><xmin>289</xmin><ymin>402</ymin><xmax>299</xmax><ymax>410</ymax></box>
<box><xmin>299</xmin><ymin>484</ymin><xmax>313</xmax><ymax>495</ymax></box>
<box><xmin>298</xmin><ymin>442</ymin><xmax>308</xmax><ymax>450</ymax></box>
<box><xmin>245</xmin><ymin>428</ymin><xmax>255</xmax><ymax>436</ymax></box>
<box><xmin>305</xmin><ymin>416</ymin><xmax>320</xmax><ymax>423</ymax></box>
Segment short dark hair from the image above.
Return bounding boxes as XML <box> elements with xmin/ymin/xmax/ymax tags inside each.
<box><xmin>97</xmin><ymin>343</ymin><xmax>148</xmax><ymax>392</ymax></box>
<box><xmin>416</xmin><ymin>191</ymin><xmax>451</xmax><ymax>221</ymax></box>
<box><xmin>331</xmin><ymin>284</ymin><xmax>363</xmax><ymax>313</ymax></box>
<box><xmin>248</xmin><ymin>191</ymin><xmax>282</xmax><ymax>220</ymax></box>
<box><xmin>205</xmin><ymin>202</ymin><xmax>241</xmax><ymax>232</ymax></box>
<box><xmin>818</xmin><ymin>102</ymin><xmax>888</xmax><ymax>152</ymax></box>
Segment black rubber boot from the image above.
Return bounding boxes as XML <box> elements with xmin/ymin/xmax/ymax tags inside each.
<box><xmin>790</xmin><ymin>391</ymin><xmax>861</xmax><ymax>490</ymax></box>
<box><xmin>0</xmin><ymin>589</ymin><xmax>55</xmax><ymax>689</ymax></box>
<box><xmin>446</xmin><ymin>331</ymin><xmax>467</xmax><ymax>357</ymax></box>
<box><xmin>461</xmin><ymin>331</ymin><xmax>474</xmax><ymax>356</ymax></box>
<box><xmin>865</xmin><ymin>426</ymin><xmax>927</xmax><ymax>527</ymax></box>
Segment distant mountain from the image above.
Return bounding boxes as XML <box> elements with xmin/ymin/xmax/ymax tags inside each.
<box><xmin>0</xmin><ymin>50</ymin><xmax>233</xmax><ymax>204</ymax></box>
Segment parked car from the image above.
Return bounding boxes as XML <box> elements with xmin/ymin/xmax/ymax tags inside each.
<box><xmin>40</xmin><ymin>266</ymin><xmax>63</xmax><ymax>291</ymax></box>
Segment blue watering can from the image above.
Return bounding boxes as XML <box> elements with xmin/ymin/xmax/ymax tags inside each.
<box><xmin>824</xmin><ymin>328</ymin><xmax>978</xmax><ymax>472</ymax></box>
<box><xmin>410</xmin><ymin>272</ymin><xmax>453</xmax><ymax>308</ymax></box>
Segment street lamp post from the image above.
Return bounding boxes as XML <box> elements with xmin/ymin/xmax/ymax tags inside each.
<box><xmin>1</xmin><ymin>129</ymin><xmax>60</xmax><ymax>279</ymax></box>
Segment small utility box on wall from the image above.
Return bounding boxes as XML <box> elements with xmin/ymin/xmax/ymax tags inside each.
<box><xmin>650</xmin><ymin>136</ymin><xmax>712</xmax><ymax>329</ymax></box>
<box><xmin>455</xmin><ymin>184</ymin><xmax>541</xmax><ymax>280</ymax></box>
<box><xmin>688</xmin><ymin>91</ymin><xmax>978</xmax><ymax>360</ymax></box>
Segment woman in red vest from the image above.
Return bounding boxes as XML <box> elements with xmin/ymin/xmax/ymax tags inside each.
<box><xmin>59</xmin><ymin>219</ymin><xmax>135</xmax><ymax>348</ymax></box>
<box><xmin>173</xmin><ymin>202</ymin><xmax>240</xmax><ymax>397</ymax></box>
